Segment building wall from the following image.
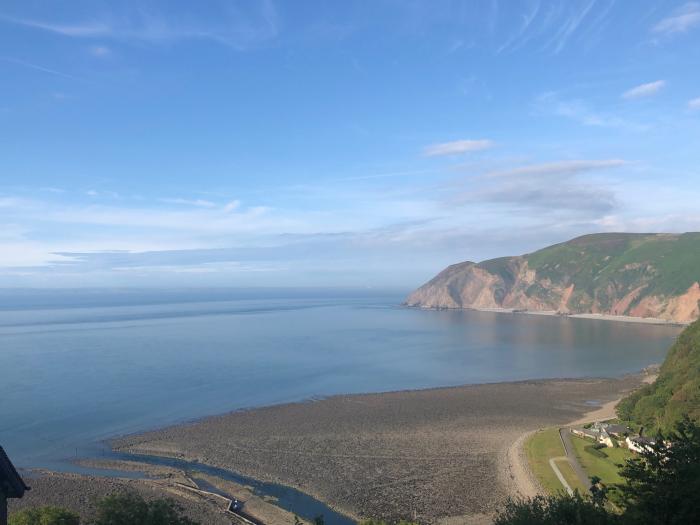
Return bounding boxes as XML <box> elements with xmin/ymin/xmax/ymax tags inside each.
<box><xmin>1</xmin><ymin>493</ymin><xmax>7</xmax><ymax>525</ymax></box>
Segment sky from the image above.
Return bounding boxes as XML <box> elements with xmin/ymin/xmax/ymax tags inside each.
<box><xmin>1</xmin><ymin>0</ymin><xmax>699</xmax><ymax>288</ymax></box>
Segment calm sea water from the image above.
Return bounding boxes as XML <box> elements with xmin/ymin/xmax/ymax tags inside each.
<box><xmin>0</xmin><ymin>288</ymin><xmax>681</xmax><ymax>469</ymax></box>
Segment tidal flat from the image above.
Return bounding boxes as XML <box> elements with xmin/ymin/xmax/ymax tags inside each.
<box><xmin>113</xmin><ymin>373</ymin><xmax>649</xmax><ymax>524</ymax></box>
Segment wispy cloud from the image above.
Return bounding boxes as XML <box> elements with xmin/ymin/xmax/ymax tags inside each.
<box><xmin>0</xmin><ymin>57</ymin><xmax>78</xmax><ymax>80</ymax></box>
<box><xmin>223</xmin><ymin>200</ymin><xmax>241</xmax><ymax>213</ymax></box>
<box><xmin>541</xmin><ymin>0</ymin><xmax>597</xmax><ymax>54</ymax></box>
<box><xmin>453</xmin><ymin>158</ymin><xmax>625</xmax><ymax>217</ymax></box>
<box><xmin>423</xmin><ymin>139</ymin><xmax>494</xmax><ymax>157</ymax></box>
<box><xmin>622</xmin><ymin>80</ymin><xmax>666</xmax><ymax>99</ymax></box>
<box><xmin>485</xmin><ymin>159</ymin><xmax>626</xmax><ymax>178</ymax></box>
<box><xmin>688</xmin><ymin>97</ymin><xmax>700</xmax><ymax>110</ymax></box>
<box><xmin>0</xmin><ymin>14</ymin><xmax>110</xmax><ymax>36</ymax></box>
<box><xmin>0</xmin><ymin>0</ymin><xmax>279</xmax><ymax>50</ymax></box>
<box><xmin>160</xmin><ymin>198</ymin><xmax>217</xmax><ymax>208</ymax></box>
<box><xmin>652</xmin><ymin>2</ymin><xmax>700</xmax><ymax>35</ymax></box>
<box><xmin>535</xmin><ymin>92</ymin><xmax>644</xmax><ymax>130</ymax></box>
<box><xmin>89</xmin><ymin>45</ymin><xmax>111</xmax><ymax>57</ymax></box>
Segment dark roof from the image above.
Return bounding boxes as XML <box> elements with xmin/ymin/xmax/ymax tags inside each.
<box><xmin>606</xmin><ymin>424</ymin><xmax>631</xmax><ymax>434</ymax></box>
<box><xmin>0</xmin><ymin>446</ymin><xmax>30</xmax><ymax>498</ymax></box>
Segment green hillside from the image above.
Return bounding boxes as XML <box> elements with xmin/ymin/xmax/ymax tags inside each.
<box><xmin>527</xmin><ymin>232</ymin><xmax>700</xmax><ymax>296</ymax></box>
<box><xmin>617</xmin><ymin>319</ymin><xmax>700</xmax><ymax>434</ymax></box>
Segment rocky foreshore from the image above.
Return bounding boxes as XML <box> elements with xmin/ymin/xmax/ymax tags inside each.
<box><xmin>112</xmin><ymin>373</ymin><xmax>650</xmax><ymax>524</ymax></box>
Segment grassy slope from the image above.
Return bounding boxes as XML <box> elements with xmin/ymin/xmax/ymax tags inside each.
<box><xmin>617</xmin><ymin>319</ymin><xmax>700</xmax><ymax>434</ymax></box>
<box><xmin>569</xmin><ymin>436</ymin><xmax>632</xmax><ymax>486</ymax></box>
<box><xmin>553</xmin><ymin>458</ymin><xmax>588</xmax><ymax>493</ymax></box>
<box><xmin>525</xmin><ymin>428</ymin><xmax>569</xmax><ymax>494</ymax></box>
<box><xmin>523</xmin><ymin>232</ymin><xmax>700</xmax><ymax>312</ymax></box>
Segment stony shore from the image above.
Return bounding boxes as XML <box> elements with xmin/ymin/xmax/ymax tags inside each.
<box><xmin>10</xmin><ymin>458</ymin><xmax>310</xmax><ymax>525</ymax></box>
<box><xmin>409</xmin><ymin>305</ymin><xmax>690</xmax><ymax>327</ymax></box>
<box><xmin>113</xmin><ymin>373</ymin><xmax>650</xmax><ymax>525</ymax></box>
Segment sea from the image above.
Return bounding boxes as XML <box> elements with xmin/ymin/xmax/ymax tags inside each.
<box><xmin>0</xmin><ymin>288</ymin><xmax>681</xmax><ymax>470</ymax></box>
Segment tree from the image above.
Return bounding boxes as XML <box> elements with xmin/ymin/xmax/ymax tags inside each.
<box><xmin>492</xmin><ymin>493</ymin><xmax>617</xmax><ymax>525</ymax></box>
<box><xmin>615</xmin><ymin>417</ymin><xmax>700</xmax><ymax>525</ymax></box>
<box><xmin>93</xmin><ymin>493</ymin><xmax>199</xmax><ymax>525</ymax></box>
<box><xmin>589</xmin><ymin>476</ymin><xmax>608</xmax><ymax>508</ymax></box>
<box><xmin>9</xmin><ymin>507</ymin><xmax>80</xmax><ymax>525</ymax></box>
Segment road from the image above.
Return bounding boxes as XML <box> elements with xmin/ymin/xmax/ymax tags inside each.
<box><xmin>559</xmin><ymin>428</ymin><xmax>592</xmax><ymax>491</ymax></box>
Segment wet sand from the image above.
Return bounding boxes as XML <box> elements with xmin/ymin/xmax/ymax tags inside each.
<box><xmin>113</xmin><ymin>373</ymin><xmax>650</xmax><ymax>524</ymax></box>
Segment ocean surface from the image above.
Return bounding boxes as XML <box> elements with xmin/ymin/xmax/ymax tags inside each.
<box><xmin>0</xmin><ymin>288</ymin><xmax>681</xmax><ymax>469</ymax></box>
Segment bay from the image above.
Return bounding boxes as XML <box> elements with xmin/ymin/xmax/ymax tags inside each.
<box><xmin>0</xmin><ymin>288</ymin><xmax>680</xmax><ymax>469</ymax></box>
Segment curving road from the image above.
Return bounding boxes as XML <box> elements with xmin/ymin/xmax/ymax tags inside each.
<box><xmin>559</xmin><ymin>428</ymin><xmax>592</xmax><ymax>491</ymax></box>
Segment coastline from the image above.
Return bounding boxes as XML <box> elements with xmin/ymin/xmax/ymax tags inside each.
<box><xmin>110</xmin><ymin>373</ymin><xmax>650</xmax><ymax>524</ymax></box>
<box><xmin>407</xmin><ymin>305</ymin><xmax>690</xmax><ymax>327</ymax></box>
<box><xmin>507</xmin><ymin>370</ymin><xmax>659</xmax><ymax>500</ymax></box>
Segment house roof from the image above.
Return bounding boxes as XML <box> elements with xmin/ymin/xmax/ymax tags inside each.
<box><xmin>631</xmin><ymin>436</ymin><xmax>655</xmax><ymax>445</ymax></box>
<box><xmin>605</xmin><ymin>424</ymin><xmax>630</xmax><ymax>434</ymax></box>
<box><xmin>0</xmin><ymin>446</ymin><xmax>30</xmax><ymax>498</ymax></box>
<box><xmin>573</xmin><ymin>427</ymin><xmax>600</xmax><ymax>438</ymax></box>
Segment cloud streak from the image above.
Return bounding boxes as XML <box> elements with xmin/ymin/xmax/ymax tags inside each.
<box><xmin>0</xmin><ymin>56</ymin><xmax>78</xmax><ymax>80</ymax></box>
<box><xmin>486</xmin><ymin>159</ymin><xmax>626</xmax><ymax>178</ymax></box>
<box><xmin>622</xmin><ymin>80</ymin><xmax>666</xmax><ymax>99</ymax></box>
<box><xmin>0</xmin><ymin>0</ymin><xmax>279</xmax><ymax>49</ymax></box>
<box><xmin>451</xmin><ymin>158</ymin><xmax>626</xmax><ymax>217</ymax></box>
<box><xmin>652</xmin><ymin>2</ymin><xmax>700</xmax><ymax>35</ymax></box>
<box><xmin>423</xmin><ymin>139</ymin><xmax>494</xmax><ymax>157</ymax></box>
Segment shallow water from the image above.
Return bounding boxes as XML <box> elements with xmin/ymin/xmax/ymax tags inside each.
<box><xmin>0</xmin><ymin>288</ymin><xmax>680</xmax><ymax>470</ymax></box>
<box><xmin>109</xmin><ymin>451</ymin><xmax>356</xmax><ymax>525</ymax></box>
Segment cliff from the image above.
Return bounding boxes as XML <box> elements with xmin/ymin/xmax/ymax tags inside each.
<box><xmin>406</xmin><ymin>232</ymin><xmax>700</xmax><ymax>324</ymax></box>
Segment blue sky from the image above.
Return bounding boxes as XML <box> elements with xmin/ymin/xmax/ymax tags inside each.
<box><xmin>1</xmin><ymin>0</ymin><xmax>699</xmax><ymax>288</ymax></box>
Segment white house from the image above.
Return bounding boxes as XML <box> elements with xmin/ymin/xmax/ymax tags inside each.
<box><xmin>626</xmin><ymin>435</ymin><xmax>655</xmax><ymax>453</ymax></box>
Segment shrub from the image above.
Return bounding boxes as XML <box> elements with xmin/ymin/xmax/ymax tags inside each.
<box><xmin>585</xmin><ymin>445</ymin><xmax>608</xmax><ymax>458</ymax></box>
<box><xmin>93</xmin><ymin>492</ymin><xmax>198</xmax><ymax>525</ymax></box>
<box><xmin>493</xmin><ymin>493</ymin><xmax>616</xmax><ymax>525</ymax></box>
<box><xmin>9</xmin><ymin>507</ymin><xmax>80</xmax><ymax>525</ymax></box>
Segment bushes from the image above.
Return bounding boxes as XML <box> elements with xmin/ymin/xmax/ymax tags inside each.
<box><xmin>585</xmin><ymin>445</ymin><xmax>608</xmax><ymax>458</ymax></box>
<box><xmin>493</xmin><ymin>493</ymin><xmax>616</xmax><ymax>525</ymax></box>
<box><xmin>9</xmin><ymin>507</ymin><xmax>80</xmax><ymax>525</ymax></box>
<box><xmin>9</xmin><ymin>493</ymin><xmax>199</xmax><ymax>525</ymax></box>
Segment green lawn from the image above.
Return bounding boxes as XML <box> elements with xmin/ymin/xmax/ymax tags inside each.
<box><xmin>525</xmin><ymin>428</ymin><xmax>568</xmax><ymax>494</ymax></box>
<box><xmin>553</xmin><ymin>458</ymin><xmax>588</xmax><ymax>493</ymax></box>
<box><xmin>569</xmin><ymin>435</ymin><xmax>632</xmax><ymax>486</ymax></box>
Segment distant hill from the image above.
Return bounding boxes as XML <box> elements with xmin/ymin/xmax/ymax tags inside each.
<box><xmin>405</xmin><ymin>232</ymin><xmax>700</xmax><ymax>324</ymax></box>
<box><xmin>617</xmin><ymin>319</ymin><xmax>700</xmax><ymax>433</ymax></box>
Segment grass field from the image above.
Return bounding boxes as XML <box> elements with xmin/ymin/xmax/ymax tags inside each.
<box><xmin>525</xmin><ymin>428</ymin><xmax>568</xmax><ymax>494</ymax></box>
<box><xmin>570</xmin><ymin>435</ymin><xmax>632</xmax><ymax>486</ymax></box>
<box><xmin>553</xmin><ymin>458</ymin><xmax>588</xmax><ymax>493</ymax></box>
